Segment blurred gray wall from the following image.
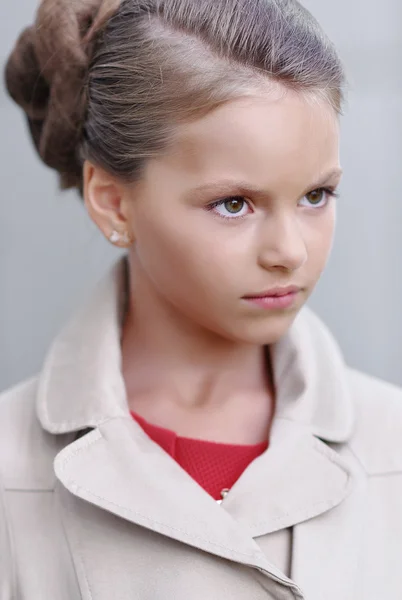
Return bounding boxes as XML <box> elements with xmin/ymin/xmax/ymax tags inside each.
<box><xmin>1</xmin><ymin>0</ymin><xmax>401</xmax><ymax>392</ymax></box>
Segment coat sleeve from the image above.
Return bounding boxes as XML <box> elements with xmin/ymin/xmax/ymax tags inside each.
<box><xmin>0</xmin><ymin>476</ymin><xmax>14</xmax><ymax>600</ymax></box>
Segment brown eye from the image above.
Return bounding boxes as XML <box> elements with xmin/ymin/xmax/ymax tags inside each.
<box><xmin>224</xmin><ymin>197</ymin><xmax>245</xmax><ymax>213</ymax></box>
<box><xmin>208</xmin><ymin>196</ymin><xmax>251</xmax><ymax>220</ymax></box>
<box><xmin>305</xmin><ymin>189</ymin><xmax>325</xmax><ymax>205</ymax></box>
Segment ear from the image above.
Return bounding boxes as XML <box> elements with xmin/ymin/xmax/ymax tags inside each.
<box><xmin>83</xmin><ymin>160</ymin><xmax>134</xmax><ymax>247</ymax></box>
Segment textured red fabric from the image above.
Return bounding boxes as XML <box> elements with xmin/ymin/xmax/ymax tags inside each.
<box><xmin>131</xmin><ymin>411</ymin><xmax>268</xmax><ymax>501</ymax></box>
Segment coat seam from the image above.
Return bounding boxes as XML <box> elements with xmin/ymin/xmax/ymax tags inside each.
<box><xmin>367</xmin><ymin>470</ymin><xmax>402</xmax><ymax>478</ymax></box>
<box><xmin>3</xmin><ymin>488</ymin><xmax>54</xmax><ymax>493</ymax></box>
<box><xmin>55</xmin><ymin>482</ymin><xmax>88</xmax><ymax>600</ymax></box>
<box><xmin>346</xmin><ymin>442</ymin><xmax>402</xmax><ymax>477</ymax></box>
<box><xmin>0</xmin><ymin>476</ymin><xmax>18</xmax><ymax>599</ymax></box>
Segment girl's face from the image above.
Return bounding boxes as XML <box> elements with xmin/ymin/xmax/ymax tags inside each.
<box><xmin>126</xmin><ymin>88</ymin><xmax>341</xmax><ymax>345</ymax></box>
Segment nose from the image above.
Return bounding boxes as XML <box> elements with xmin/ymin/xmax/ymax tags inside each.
<box><xmin>257</xmin><ymin>211</ymin><xmax>308</xmax><ymax>272</ymax></box>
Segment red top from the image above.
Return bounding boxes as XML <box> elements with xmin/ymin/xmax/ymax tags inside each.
<box><xmin>131</xmin><ymin>411</ymin><xmax>268</xmax><ymax>501</ymax></box>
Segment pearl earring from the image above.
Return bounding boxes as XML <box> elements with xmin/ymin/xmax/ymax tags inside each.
<box><xmin>109</xmin><ymin>229</ymin><xmax>132</xmax><ymax>246</ymax></box>
<box><xmin>109</xmin><ymin>230</ymin><xmax>121</xmax><ymax>244</ymax></box>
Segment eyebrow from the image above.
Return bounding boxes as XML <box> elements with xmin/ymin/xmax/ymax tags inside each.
<box><xmin>188</xmin><ymin>168</ymin><xmax>343</xmax><ymax>199</ymax></box>
<box><xmin>306</xmin><ymin>168</ymin><xmax>343</xmax><ymax>191</ymax></box>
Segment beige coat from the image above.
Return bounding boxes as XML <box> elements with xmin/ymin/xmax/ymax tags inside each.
<box><xmin>1</xmin><ymin>258</ymin><xmax>402</xmax><ymax>600</ymax></box>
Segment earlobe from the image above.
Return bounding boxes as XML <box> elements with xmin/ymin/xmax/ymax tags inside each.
<box><xmin>83</xmin><ymin>160</ymin><xmax>134</xmax><ymax>247</ymax></box>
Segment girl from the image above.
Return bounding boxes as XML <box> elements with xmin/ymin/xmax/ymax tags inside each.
<box><xmin>1</xmin><ymin>0</ymin><xmax>402</xmax><ymax>598</ymax></box>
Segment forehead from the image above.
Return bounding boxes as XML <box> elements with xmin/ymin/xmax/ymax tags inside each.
<box><xmin>160</xmin><ymin>89</ymin><xmax>340</xmax><ymax>194</ymax></box>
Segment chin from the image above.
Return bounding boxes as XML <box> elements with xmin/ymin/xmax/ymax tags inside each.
<box><xmin>234</xmin><ymin>309</ymin><xmax>301</xmax><ymax>346</ymax></box>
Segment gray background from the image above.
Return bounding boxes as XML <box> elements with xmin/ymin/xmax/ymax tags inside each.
<box><xmin>1</xmin><ymin>0</ymin><xmax>401</xmax><ymax>393</ymax></box>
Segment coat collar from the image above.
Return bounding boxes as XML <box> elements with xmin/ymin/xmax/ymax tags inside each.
<box><xmin>272</xmin><ymin>305</ymin><xmax>355</xmax><ymax>443</ymax></box>
<box><xmin>37</xmin><ymin>258</ymin><xmax>130</xmax><ymax>433</ymax></box>
<box><xmin>36</xmin><ymin>256</ymin><xmax>354</xmax><ymax>443</ymax></box>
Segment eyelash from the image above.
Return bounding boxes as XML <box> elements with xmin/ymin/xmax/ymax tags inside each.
<box><xmin>207</xmin><ymin>187</ymin><xmax>339</xmax><ymax>221</ymax></box>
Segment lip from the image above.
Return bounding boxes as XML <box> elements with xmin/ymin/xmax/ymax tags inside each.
<box><xmin>242</xmin><ymin>285</ymin><xmax>301</xmax><ymax>299</ymax></box>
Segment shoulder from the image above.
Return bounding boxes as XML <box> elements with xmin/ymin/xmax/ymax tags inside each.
<box><xmin>0</xmin><ymin>375</ymin><xmax>39</xmax><ymax>417</ymax></box>
<box><xmin>0</xmin><ymin>377</ymin><xmax>71</xmax><ymax>490</ymax></box>
<box><xmin>346</xmin><ymin>367</ymin><xmax>402</xmax><ymax>475</ymax></box>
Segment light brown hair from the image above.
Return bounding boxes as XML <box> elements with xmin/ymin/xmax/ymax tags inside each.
<box><xmin>5</xmin><ymin>0</ymin><xmax>346</xmax><ymax>195</ymax></box>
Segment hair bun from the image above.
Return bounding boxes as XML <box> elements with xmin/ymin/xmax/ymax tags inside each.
<box><xmin>5</xmin><ymin>27</ymin><xmax>48</xmax><ymax>121</ymax></box>
<box><xmin>4</xmin><ymin>0</ymin><xmax>121</xmax><ymax>190</ymax></box>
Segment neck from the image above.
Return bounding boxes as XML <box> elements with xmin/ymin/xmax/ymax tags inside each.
<box><xmin>121</xmin><ymin>258</ymin><xmax>275</xmax><ymax>443</ymax></box>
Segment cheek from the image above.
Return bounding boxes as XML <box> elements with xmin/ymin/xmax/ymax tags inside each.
<box><xmin>133</xmin><ymin>213</ymin><xmax>240</xmax><ymax>305</ymax></box>
<box><xmin>306</xmin><ymin>208</ymin><xmax>336</xmax><ymax>272</ymax></box>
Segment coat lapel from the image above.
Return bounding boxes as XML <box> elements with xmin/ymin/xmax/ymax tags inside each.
<box><xmin>221</xmin><ymin>419</ymin><xmax>353</xmax><ymax>537</ymax></box>
<box><xmin>54</xmin><ymin>415</ymin><xmax>305</xmax><ymax>598</ymax></box>
<box><xmin>54</xmin><ymin>414</ymin><xmax>356</xmax><ymax>600</ymax></box>
<box><xmin>54</xmin><ymin>415</ymin><xmax>263</xmax><ymax>565</ymax></box>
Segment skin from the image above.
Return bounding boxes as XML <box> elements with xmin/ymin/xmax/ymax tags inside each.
<box><xmin>84</xmin><ymin>86</ymin><xmax>342</xmax><ymax>444</ymax></box>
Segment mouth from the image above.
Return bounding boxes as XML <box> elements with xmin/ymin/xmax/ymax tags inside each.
<box><xmin>242</xmin><ymin>285</ymin><xmax>301</xmax><ymax>300</ymax></box>
<box><xmin>242</xmin><ymin>286</ymin><xmax>302</xmax><ymax>311</ymax></box>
